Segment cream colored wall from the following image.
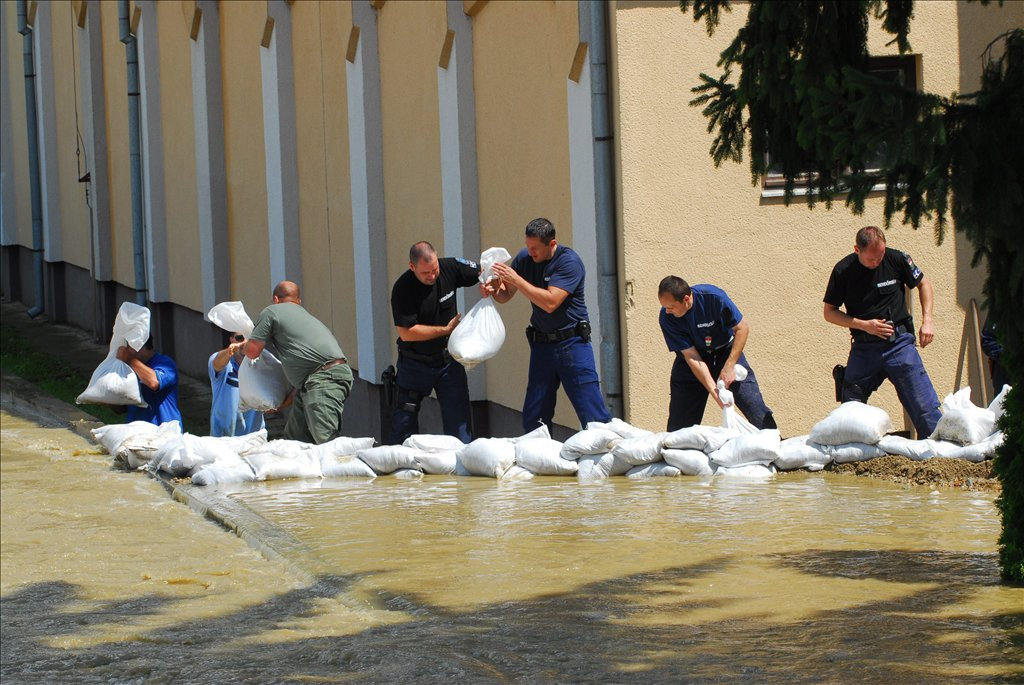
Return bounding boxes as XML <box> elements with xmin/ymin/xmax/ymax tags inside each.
<box><xmin>154</xmin><ymin>0</ymin><xmax>200</xmax><ymax>309</ymax></box>
<box><xmin>220</xmin><ymin>0</ymin><xmax>269</xmax><ymax>312</ymax></box>
<box><xmin>50</xmin><ymin>1</ymin><xmax>91</xmax><ymax>268</ymax></box>
<box><xmin>471</xmin><ymin>0</ymin><xmax>583</xmax><ymax>428</ymax></box>
<box><xmin>290</xmin><ymin>0</ymin><xmax>357</xmax><ymax>356</ymax></box>
<box><xmin>3</xmin><ymin>1</ymin><xmax>32</xmax><ymax>248</ymax></box>
<box><xmin>100</xmin><ymin>0</ymin><xmax>131</xmax><ymax>282</ymax></box>
<box><xmin>612</xmin><ymin>0</ymin><xmax>993</xmax><ymax>435</ymax></box>
<box><xmin>377</xmin><ymin>0</ymin><xmax>447</xmax><ymax>320</ymax></box>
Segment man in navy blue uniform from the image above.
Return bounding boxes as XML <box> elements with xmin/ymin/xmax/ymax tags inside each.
<box><xmin>389</xmin><ymin>241</ymin><xmax>480</xmax><ymax>444</ymax></box>
<box><xmin>658</xmin><ymin>276</ymin><xmax>776</xmax><ymax>431</ymax></box>
<box><xmin>490</xmin><ymin>218</ymin><xmax>612</xmax><ymax>431</ymax></box>
<box><xmin>824</xmin><ymin>225</ymin><xmax>941</xmax><ymax>438</ymax></box>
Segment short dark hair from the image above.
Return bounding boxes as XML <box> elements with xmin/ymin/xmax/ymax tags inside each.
<box><xmin>658</xmin><ymin>275</ymin><xmax>691</xmax><ymax>301</ymax></box>
<box><xmin>409</xmin><ymin>241</ymin><xmax>436</xmax><ymax>264</ymax></box>
<box><xmin>142</xmin><ymin>335</ymin><xmax>155</xmax><ymax>350</ymax></box>
<box><xmin>855</xmin><ymin>226</ymin><xmax>886</xmax><ymax>249</ymax></box>
<box><xmin>524</xmin><ymin>218</ymin><xmax>556</xmax><ymax>244</ymax></box>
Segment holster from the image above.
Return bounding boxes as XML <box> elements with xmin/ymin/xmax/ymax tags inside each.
<box><xmin>381</xmin><ymin>365</ymin><xmax>398</xmax><ymax>409</ymax></box>
<box><xmin>832</xmin><ymin>364</ymin><xmax>845</xmax><ymax>403</ymax></box>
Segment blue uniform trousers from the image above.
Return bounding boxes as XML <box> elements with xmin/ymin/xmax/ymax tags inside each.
<box><xmin>842</xmin><ymin>331</ymin><xmax>941</xmax><ymax>438</ymax></box>
<box><xmin>524</xmin><ymin>335</ymin><xmax>611</xmax><ymax>432</ymax></box>
<box><xmin>668</xmin><ymin>348</ymin><xmax>776</xmax><ymax>431</ymax></box>
<box><xmin>389</xmin><ymin>353</ymin><xmax>472</xmax><ymax>445</ymax></box>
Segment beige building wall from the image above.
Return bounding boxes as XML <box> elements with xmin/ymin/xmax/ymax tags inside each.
<box><xmin>472</xmin><ymin>0</ymin><xmax>583</xmax><ymax>428</ymax></box>
<box><xmin>154</xmin><ymin>0</ymin><xmax>200</xmax><ymax>309</ymax></box>
<box><xmin>611</xmin><ymin>0</ymin><xmax>996</xmax><ymax>436</ymax></box>
<box><xmin>220</xmin><ymin>1</ymin><xmax>270</xmax><ymax>312</ymax></box>
<box><xmin>290</xmin><ymin>0</ymin><xmax>356</xmax><ymax>346</ymax></box>
<box><xmin>377</xmin><ymin>0</ymin><xmax>446</xmax><ymax>310</ymax></box>
<box><xmin>3</xmin><ymin>1</ymin><xmax>32</xmax><ymax>248</ymax></box>
<box><xmin>50</xmin><ymin>1</ymin><xmax>91</xmax><ymax>268</ymax></box>
<box><xmin>100</xmin><ymin>0</ymin><xmax>131</xmax><ymax>283</ymax></box>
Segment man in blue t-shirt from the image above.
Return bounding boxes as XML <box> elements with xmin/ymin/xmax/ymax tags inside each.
<box><xmin>658</xmin><ymin>276</ymin><xmax>776</xmax><ymax>431</ymax></box>
<box><xmin>489</xmin><ymin>217</ymin><xmax>612</xmax><ymax>431</ymax></box>
<box><xmin>208</xmin><ymin>332</ymin><xmax>265</xmax><ymax>437</ymax></box>
<box><xmin>116</xmin><ymin>337</ymin><xmax>182</xmax><ymax>426</ymax></box>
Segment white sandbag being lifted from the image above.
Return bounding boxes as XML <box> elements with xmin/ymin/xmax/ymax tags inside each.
<box><xmin>447</xmin><ymin>247</ymin><xmax>511</xmax><ymax>369</ymax></box>
<box><xmin>206</xmin><ymin>301</ymin><xmax>291</xmax><ymax>412</ymax></box>
<box><xmin>77</xmin><ymin>302</ymin><xmax>151</xmax><ymax>407</ymax></box>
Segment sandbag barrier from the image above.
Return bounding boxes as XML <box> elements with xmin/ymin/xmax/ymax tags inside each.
<box><xmin>91</xmin><ymin>387</ymin><xmax>1008</xmax><ymax>485</ymax></box>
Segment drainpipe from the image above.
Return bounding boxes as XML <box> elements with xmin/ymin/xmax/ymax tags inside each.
<box><xmin>118</xmin><ymin>0</ymin><xmax>147</xmax><ymax>306</ymax></box>
<box><xmin>16</xmin><ymin>1</ymin><xmax>45</xmax><ymax>318</ymax></box>
<box><xmin>589</xmin><ymin>2</ymin><xmax>623</xmax><ymax>418</ymax></box>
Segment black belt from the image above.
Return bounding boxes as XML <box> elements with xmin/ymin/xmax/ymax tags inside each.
<box><xmin>526</xmin><ymin>321</ymin><xmax>591</xmax><ymax>344</ymax></box>
<box><xmin>399</xmin><ymin>348</ymin><xmax>451</xmax><ymax>366</ymax></box>
<box><xmin>313</xmin><ymin>357</ymin><xmax>347</xmax><ymax>374</ymax></box>
<box><xmin>851</xmin><ymin>318</ymin><xmax>913</xmax><ymax>344</ymax></box>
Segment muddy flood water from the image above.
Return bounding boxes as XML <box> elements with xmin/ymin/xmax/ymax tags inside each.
<box><xmin>2</xmin><ymin>408</ymin><xmax>1022</xmax><ymax>684</ymax></box>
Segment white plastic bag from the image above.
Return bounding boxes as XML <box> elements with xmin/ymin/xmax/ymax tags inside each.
<box><xmin>191</xmin><ymin>457</ymin><xmax>257</xmax><ymax>485</ymax></box>
<box><xmin>320</xmin><ymin>453</ymin><xmax>377</xmax><ymax>478</ymax></box>
<box><xmin>718</xmin><ymin>380</ymin><xmax>759</xmax><ymax>435</ymax></box>
<box><xmin>478</xmin><ymin>246</ymin><xmax>512</xmax><ymax>283</ymax></box>
<box><xmin>92</xmin><ymin>420</ymin><xmax>163</xmax><ymax>456</ymax></box>
<box><xmin>708</xmin><ymin>429</ymin><xmax>781</xmax><ymax>467</ymax></box>
<box><xmin>662</xmin><ymin>448</ymin><xmax>715</xmax><ymax>476</ymax></box>
<box><xmin>819</xmin><ymin>441</ymin><xmax>886</xmax><ymax>464</ymax></box>
<box><xmin>456</xmin><ymin>438</ymin><xmax>517</xmax><ymax>478</ymax></box>
<box><xmin>447</xmin><ymin>298</ymin><xmax>506</xmax><ymax>369</ymax></box>
<box><xmin>662</xmin><ymin>425</ymin><xmax>738</xmax><ymax>453</ymax></box>
<box><xmin>244</xmin><ymin>450</ymin><xmax>323</xmax><ymax>481</ymax></box>
<box><xmin>560</xmin><ymin>428</ymin><xmax>622</xmax><ymax>459</ymax></box>
<box><xmin>611</xmin><ymin>433</ymin><xmax>667</xmax><ymax>466</ymax></box>
<box><xmin>930</xmin><ymin>387</ymin><xmax>997</xmax><ymax>445</ymax></box>
<box><xmin>626</xmin><ymin>462</ymin><xmax>681</xmax><ymax>479</ymax></box>
<box><xmin>715</xmin><ymin>464</ymin><xmax>775</xmax><ymax>478</ymax></box>
<box><xmin>119</xmin><ymin>420</ymin><xmax>184</xmax><ymax>469</ymax></box>
<box><xmin>77</xmin><ymin>302</ymin><xmax>151</xmax><ymax>407</ymax></box>
<box><xmin>415</xmin><ymin>450</ymin><xmax>459</xmax><ymax>475</ymax></box>
<box><xmin>515</xmin><ymin>438</ymin><xmax>578</xmax><ymax>476</ymax></box>
<box><xmin>238</xmin><ymin>349</ymin><xmax>291</xmax><ymax>412</ymax></box>
<box><xmin>356</xmin><ymin>445</ymin><xmax>421</xmax><ymax>474</ymax></box>
<box><xmin>877</xmin><ymin>435</ymin><xmax>936</xmax><ymax>461</ymax></box>
<box><xmin>403</xmin><ymin>434</ymin><xmax>465</xmax><ymax>452</ymax></box>
<box><xmin>809</xmin><ymin>402</ymin><xmax>893</xmax><ymax>446</ymax></box>
<box><xmin>206</xmin><ymin>301</ymin><xmax>255</xmax><ymax>337</ymax></box>
<box><xmin>774</xmin><ymin>436</ymin><xmax>832</xmax><ymax>471</ymax></box>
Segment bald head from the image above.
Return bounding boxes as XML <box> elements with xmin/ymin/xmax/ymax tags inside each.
<box><xmin>273</xmin><ymin>280</ymin><xmax>301</xmax><ymax>304</ymax></box>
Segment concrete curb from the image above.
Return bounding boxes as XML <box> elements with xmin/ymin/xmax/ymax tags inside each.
<box><xmin>1</xmin><ymin>370</ymin><xmax>328</xmax><ymax>585</ymax></box>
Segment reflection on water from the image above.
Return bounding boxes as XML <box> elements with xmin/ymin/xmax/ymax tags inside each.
<box><xmin>3</xmin><ymin>410</ymin><xmax>1023</xmax><ymax>684</ymax></box>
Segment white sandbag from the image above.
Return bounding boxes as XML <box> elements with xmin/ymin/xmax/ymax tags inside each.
<box><xmin>662</xmin><ymin>425</ymin><xmax>738</xmax><ymax>453</ymax></box>
<box><xmin>316</xmin><ymin>436</ymin><xmax>376</xmax><ymax>460</ymax></box>
<box><xmin>949</xmin><ymin>431</ymin><xmax>1003</xmax><ymax>462</ymax></box>
<box><xmin>576</xmin><ymin>454</ymin><xmax>610</xmax><ymax>483</ymax></box>
<box><xmin>119</xmin><ymin>420</ymin><xmax>184</xmax><ymax>469</ymax></box>
<box><xmin>662</xmin><ymin>448</ymin><xmax>715</xmax><ymax>476</ymax></box>
<box><xmin>238</xmin><ymin>349</ymin><xmax>291</xmax><ymax>412</ymax></box>
<box><xmin>157</xmin><ymin>431</ymin><xmax>269</xmax><ymax>477</ymax></box>
<box><xmin>190</xmin><ymin>457</ymin><xmax>256</xmax><ymax>486</ymax></box>
<box><xmin>809</xmin><ymin>402</ymin><xmax>893</xmax><ymax>445</ymax></box>
<box><xmin>392</xmin><ymin>468</ymin><xmax>424</xmax><ymax>479</ymax></box>
<box><xmin>821</xmin><ymin>441</ymin><xmax>887</xmax><ymax>464</ymax></box>
<box><xmin>498</xmin><ymin>465</ymin><xmax>534</xmax><ymax>481</ymax></box>
<box><xmin>92</xmin><ymin>420</ymin><xmax>164</xmax><ymax>456</ymax></box>
<box><xmin>448</xmin><ymin>282</ymin><xmax>506</xmax><ymax>369</ymax></box>
<box><xmin>611</xmin><ymin>433</ymin><xmax>667</xmax><ymax>466</ymax></box>
<box><xmin>356</xmin><ymin>445</ymin><xmax>421</xmax><ymax>474</ymax></box>
<box><xmin>320</xmin><ymin>453</ymin><xmax>377</xmax><ymax>478</ymax></box>
<box><xmin>930</xmin><ymin>387</ymin><xmax>997</xmax><ymax>445</ymax></box>
<box><xmin>626</xmin><ymin>462</ymin><xmax>681</xmax><ymax>479</ymax></box>
<box><xmin>515</xmin><ymin>438</ymin><xmax>578</xmax><ymax>476</ymax></box>
<box><xmin>456</xmin><ymin>438</ymin><xmax>516</xmax><ymax>478</ymax></box>
<box><xmin>205</xmin><ymin>301</ymin><xmax>255</xmax><ymax>336</ymax></box>
<box><xmin>560</xmin><ymin>428</ymin><xmax>621</xmax><ymax>459</ymax></box>
<box><xmin>415</xmin><ymin>450</ymin><xmax>458</xmax><ymax>475</ymax></box>
<box><xmin>773</xmin><ymin>436</ymin><xmax>833</xmax><ymax>471</ymax></box>
<box><xmin>244</xmin><ymin>450</ymin><xmax>323</xmax><ymax>481</ymax></box>
<box><xmin>512</xmin><ymin>422</ymin><xmax>552</xmax><ymax>442</ymax></box>
<box><xmin>238</xmin><ymin>437</ymin><xmax>308</xmax><ymax>459</ymax></box>
<box><xmin>989</xmin><ymin>384</ymin><xmax>1011</xmax><ymax>421</ymax></box>
<box><xmin>403</xmin><ymin>434</ymin><xmax>465</xmax><ymax>452</ymax></box>
<box><xmin>589</xmin><ymin>418</ymin><xmax>653</xmax><ymax>439</ymax></box>
<box><xmin>718</xmin><ymin>380</ymin><xmax>759</xmax><ymax>435</ymax></box>
<box><xmin>77</xmin><ymin>302</ymin><xmax>151</xmax><ymax>407</ymax></box>
<box><xmin>709</xmin><ymin>429</ymin><xmax>781</xmax><ymax>467</ymax></box>
<box><xmin>715</xmin><ymin>464</ymin><xmax>776</xmax><ymax>478</ymax></box>
<box><xmin>877</xmin><ymin>435</ymin><xmax>935</xmax><ymax>461</ymax></box>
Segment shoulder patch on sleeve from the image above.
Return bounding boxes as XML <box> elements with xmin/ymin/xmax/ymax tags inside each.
<box><xmin>903</xmin><ymin>252</ymin><xmax>922</xmax><ymax>280</ymax></box>
<box><xmin>456</xmin><ymin>257</ymin><xmax>478</xmax><ymax>269</ymax></box>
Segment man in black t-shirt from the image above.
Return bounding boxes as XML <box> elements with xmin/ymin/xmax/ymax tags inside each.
<box><xmin>823</xmin><ymin>226</ymin><xmax>942</xmax><ymax>438</ymax></box>
<box><xmin>389</xmin><ymin>241</ymin><xmax>480</xmax><ymax>444</ymax></box>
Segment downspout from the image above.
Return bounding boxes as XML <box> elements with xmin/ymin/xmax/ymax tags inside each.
<box><xmin>118</xmin><ymin>0</ymin><xmax>147</xmax><ymax>306</ymax></box>
<box><xmin>590</xmin><ymin>2</ymin><xmax>623</xmax><ymax>418</ymax></box>
<box><xmin>16</xmin><ymin>0</ymin><xmax>45</xmax><ymax>318</ymax></box>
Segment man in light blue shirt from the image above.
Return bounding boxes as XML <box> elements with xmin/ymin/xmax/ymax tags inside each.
<box><xmin>209</xmin><ymin>332</ymin><xmax>265</xmax><ymax>437</ymax></box>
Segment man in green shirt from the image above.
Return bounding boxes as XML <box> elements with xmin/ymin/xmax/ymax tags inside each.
<box><xmin>244</xmin><ymin>281</ymin><xmax>353</xmax><ymax>444</ymax></box>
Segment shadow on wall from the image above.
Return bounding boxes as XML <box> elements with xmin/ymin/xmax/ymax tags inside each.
<box><xmin>2</xmin><ymin>550</ymin><xmax>1019</xmax><ymax>683</ymax></box>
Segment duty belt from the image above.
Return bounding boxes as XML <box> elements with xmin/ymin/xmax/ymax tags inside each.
<box><xmin>851</xmin><ymin>318</ymin><xmax>913</xmax><ymax>344</ymax></box>
<box><xmin>312</xmin><ymin>357</ymin><xmax>347</xmax><ymax>374</ymax></box>
<box><xmin>526</xmin><ymin>321</ymin><xmax>591</xmax><ymax>344</ymax></box>
<box><xmin>399</xmin><ymin>348</ymin><xmax>451</xmax><ymax>366</ymax></box>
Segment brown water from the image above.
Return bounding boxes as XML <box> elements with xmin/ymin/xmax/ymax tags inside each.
<box><xmin>2</xmin><ymin>409</ymin><xmax>1022</xmax><ymax>684</ymax></box>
